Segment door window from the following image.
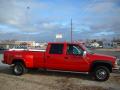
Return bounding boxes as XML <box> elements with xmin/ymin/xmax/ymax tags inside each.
<box><xmin>49</xmin><ymin>44</ymin><xmax>64</xmax><ymax>54</ymax></box>
<box><xmin>67</xmin><ymin>44</ymin><xmax>83</xmax><ymax>55</ymax></box>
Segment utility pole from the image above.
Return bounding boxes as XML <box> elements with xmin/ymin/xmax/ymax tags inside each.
<box><xmin>26</xmin><ymin>6</ymin><xmax>30</xmax><ymax>48</ymax></box>
<box><xmin>71</xmin><ymin>19</ymin><xmax>73</xmax><ymax>43</ymax></box>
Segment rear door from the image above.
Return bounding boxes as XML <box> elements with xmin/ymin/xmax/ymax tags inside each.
<box><xmin>45</xmin><ymin>43</ymin><xmax>66</xmax><ymax>70</ymax></box>
<box><xmin>33</xmin><ymin>52</ymin><xmax>45</xmax><ymax>68</ymax></box>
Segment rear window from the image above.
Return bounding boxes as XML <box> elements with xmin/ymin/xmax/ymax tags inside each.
<box><xmin>49</xmin><ymin>44</ymin><xmax>63</xmax><ymax>54</ymax></box>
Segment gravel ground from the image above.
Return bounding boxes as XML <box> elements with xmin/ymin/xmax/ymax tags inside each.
<box><xmin>0</xmin><ymin>50</ymin><xmax>120</xmax><ymax>90</ymax></box>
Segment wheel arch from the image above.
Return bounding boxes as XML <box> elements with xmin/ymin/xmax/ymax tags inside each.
<box><xmin>12</xmin><ymin>59</ymin><xmax>26</xmax><ymax>67</ymax></box>
<box><xmin>90</xmin><ymin>60</ymin><xmax>113</xmax><ymax>73</ymax></box>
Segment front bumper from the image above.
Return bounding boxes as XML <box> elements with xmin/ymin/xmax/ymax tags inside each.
<box><xmin>113</xmin><ymin>62</ymin><xmax>120</xmax><ymax>70</ymax></box>
<box><xmin>113</xmin><ymin>58</ymin><xmax>120</xmax><ymax>70</ymax></box>
<box><xmin>113</xmin><ymin>67</ymin><xmax>120</xmax><ymax>73</ymax></box>
<box><xmin>113</xmin><ymin>66</ymin><xmax>120</xmax><ymax>70</ymax></box>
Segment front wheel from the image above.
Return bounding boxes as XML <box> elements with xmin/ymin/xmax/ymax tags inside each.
<box><xmin>12</xmin><ymin>62</ymin><xmax>27</xmax><ymax>76</ymax></box>
<box><xmin>93</xmin><ymin>66</ymin><xmax>110</xmax><ymax>81</ymax></box>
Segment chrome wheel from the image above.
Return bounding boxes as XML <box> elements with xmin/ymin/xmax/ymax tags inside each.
<box><xmin>12</xmin><ymin>62</ymin><xmax>26</xmax><ymax>76</ymax></box>
<box><xmin>96</xmin><ymin>69</ymin><xmax>107</xmax><ymax>80</ymax></box>
<box><xmin>94</xmin><ymin>66</ymin><xmax>110</xmax><ymax>81</ymax></box>
<box><xmin>14</xmin><ymin>64</ymin><xmax>23</xmax><ymax>74</ymax></box>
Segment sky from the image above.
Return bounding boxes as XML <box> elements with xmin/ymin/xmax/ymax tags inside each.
<box><xmin>0</xmin><ymin>0</ymin><xmax>120</xmax><ymax>42</ymax></box>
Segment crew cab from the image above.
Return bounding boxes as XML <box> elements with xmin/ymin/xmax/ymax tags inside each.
<box><xmin>2</xmin><ymin>42</ymin><xmax>120</xmax><ymax>81</ymax></box>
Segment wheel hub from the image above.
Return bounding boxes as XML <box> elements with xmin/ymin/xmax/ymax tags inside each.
<box><xmin>14</xmin><ymin>65</ymin><xmax>22</xmax><ymax>74</ymax></box>
<box><xmin>96</xmin><ymin>69</ymin><xmax>107</xmax><ymax>80</ymax></box>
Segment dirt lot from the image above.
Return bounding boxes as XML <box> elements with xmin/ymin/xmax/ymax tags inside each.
<box><xmin>0</xmin><ymin>50</ymin><xmax>120</xmax><ymax>90</ymax></box>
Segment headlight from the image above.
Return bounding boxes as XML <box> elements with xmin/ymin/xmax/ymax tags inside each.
<box><xmin>115</xmin><ymin>58</ymin><xmax>120</xmax><ymax>66</ymax></box>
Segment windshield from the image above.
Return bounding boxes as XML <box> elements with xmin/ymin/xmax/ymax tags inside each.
<box><xmin>86</xmin><ymin>47</ymin><xmax>94</xmax><ymax>54</ymax></box>
<box><xmin>80</xmin><ymin>44</ymin><xmax>94</xmax><ymax>54</ymax></box>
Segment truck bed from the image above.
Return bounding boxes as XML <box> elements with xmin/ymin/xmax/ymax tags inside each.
<box><xmin>4</xmin><ymin>49</ymin><xmax>46</xmax><ymax>68</ymax></box>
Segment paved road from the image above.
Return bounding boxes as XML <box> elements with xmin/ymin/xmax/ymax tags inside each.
<box><xmin>94</xmin><ymin>50</ymin><xmax>120</xmax><ymax>58</ymax></box>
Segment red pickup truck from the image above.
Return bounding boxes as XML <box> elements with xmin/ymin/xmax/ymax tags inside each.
<box><xmin>2</xmin><ymin>42</ymin><xmax>119</xmax><ymax>81</ymax></box>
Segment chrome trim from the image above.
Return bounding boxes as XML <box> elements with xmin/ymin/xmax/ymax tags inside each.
<box><xmin>116</xmin><ymin>58</ymin><xmax>120</xmax><ymax>66</ymax></box>
<box><xmin>114</xmin><ymin>58</ymin><xmax>120</xmax><ymax>70</ymax></box>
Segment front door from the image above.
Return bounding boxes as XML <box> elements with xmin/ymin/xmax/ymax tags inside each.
<box><xmin>64</xmin><ymin>44</ymin><xmax>89</xmax><ymax>72</ymax></box>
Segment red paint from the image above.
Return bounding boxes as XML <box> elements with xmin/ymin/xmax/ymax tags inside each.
<box><xmin>3</xmin><ymin>42</ymin><xmax>116</xmax><ymax>72</ymax></box>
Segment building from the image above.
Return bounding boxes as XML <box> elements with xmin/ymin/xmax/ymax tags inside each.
<box><xmin>113</xmin><ymin>41</ymin><xmax>120</xmax><ymax>48</ymax></box>
<box><xmin>0</xmin><ymin>40</ymin><xmax>48</xmax><ymax>49</ymax></box>
<box><xmin>15</xmin><ymin>41</ymin><xmax>36</xmax><ymax>47</ymax></box>
<box><xmin>0</xmin><ymin>40</ymin><xmax>16</xmax><ymax>49</ymax></box>
<box><xmin>102</xmin><ymin>40</ymin><xmax>113</xmax><ymax>48</ymax></box>
<box><xmin>0</xmin><ymin>40</ymin><xmax>36</xmax><ymax>49</ymax></box>
<box><xmin>91</xmin><ymin>42</ymin><xmax>100</xmax><ymax>48</ymax></box>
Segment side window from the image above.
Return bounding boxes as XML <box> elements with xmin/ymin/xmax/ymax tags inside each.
<box><xmin>49</xmin><ymin>44</ymin><xmax>64</xmax><ymax>54</ymax></box>
<box><xmin>67</xmin><ymin>44</ymin><xmax>83</xmax><ymax>55</ymax></box>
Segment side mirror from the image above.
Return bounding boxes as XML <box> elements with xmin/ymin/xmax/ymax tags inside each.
<box><xmin>83</xmin><ymin>51</ymin><xmax>87</xmax><ymax>57</ymax></box>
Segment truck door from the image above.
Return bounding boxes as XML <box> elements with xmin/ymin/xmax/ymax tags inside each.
<box><xmin>64</xmin><ymin>44</ymin><xmax>89</xmax><ymax>72</ymax></box>
<box><xmin>45</xmin><ymin>43</ymin><xmax>66</xmax><ymax>70</ymax></box>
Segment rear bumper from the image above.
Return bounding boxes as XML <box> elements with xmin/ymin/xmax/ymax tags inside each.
<box><xmin>1</xmin><ymin>60</ymin><xmax>5</xmax><ymax>64</ymax></box>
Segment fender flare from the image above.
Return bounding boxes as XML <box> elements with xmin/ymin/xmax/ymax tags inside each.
<box><xmin>90</xmin><ymin>60</ymin><xmax>113</xmax><ymax>72</ymax></box>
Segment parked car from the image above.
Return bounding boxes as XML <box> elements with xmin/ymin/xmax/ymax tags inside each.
<box><xmin>0</xmin><ymin>47</ymin><xmax>7</xmax><ymax>50</ymax></box>
<box><xmin>2</xmin><ymin>42</ymin><xmax>120</xmax><ymax>81</ymax></box>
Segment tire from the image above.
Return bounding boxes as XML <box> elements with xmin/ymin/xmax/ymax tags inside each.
<box><xmin>12</xmin><ymin>62</ymin><xmax>27</xmax><ymax>76</ymax></box>
<box><xmin>93</xmin><ymin>66</ymin><xmax>110</xmax><ymax>81</ymax></box>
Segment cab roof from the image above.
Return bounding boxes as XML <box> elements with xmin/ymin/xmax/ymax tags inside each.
<box><xmin>48</xmin><ymin>42</ymin><xmax>84</xmax><ymax>45</ymax></box>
